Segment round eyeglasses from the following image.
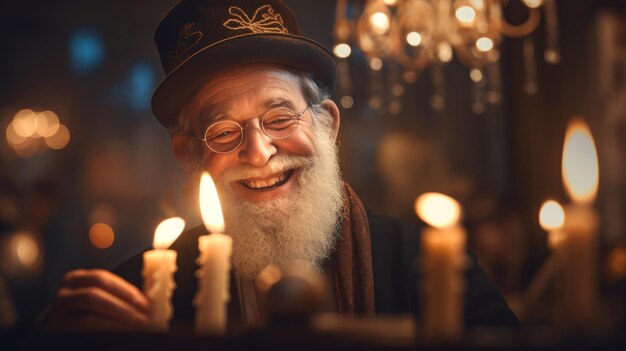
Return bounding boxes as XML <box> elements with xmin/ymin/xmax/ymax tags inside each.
<box><xmin>201</xmin><ymin>105</ymin><xmax>311</xmax><ymax>153</ymax></box>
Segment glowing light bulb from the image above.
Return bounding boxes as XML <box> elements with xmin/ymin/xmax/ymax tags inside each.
<box><xmin>476</xmin><ymin>37</ymin><xmax>494</xmax><ymax>52</ymax></box>
<box><xmin>333</xmin><ymin>43</ymin><xmax>352</xmax><ymax>58</ymax></box>
<box><xmin>455</xmin><ymin>6</ymin><xmax>476</xmax><ymax>25</ymax></box>
<box><xmin>370</xmin><ymin>12</ymin><xmax>390</xmax><ymax>34</ymax></box>
<box><xmin>406</xmin><ymin>31</ymin><xmax>422</xmax><ymax>47</ymax></box>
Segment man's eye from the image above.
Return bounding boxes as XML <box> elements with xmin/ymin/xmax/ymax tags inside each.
<box><xmin>213</xmin><ymin>131</ymin><xmax>232</xmax><ymax>139</ymax></box>
<box><xmin>207</xmin><ymin>129</ymin><xmax>240</xmax><ymax>143</ymax></box>
<box><xmin>264</xmin><ymin>116</ymin><xmax>294</xmax><ymax>129</ymax></box>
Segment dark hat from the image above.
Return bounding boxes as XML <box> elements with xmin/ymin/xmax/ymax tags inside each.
<box><xmin>151</xmin><ymin>0</ymin><xmax>337</xmax><ymax>128</ymax></box>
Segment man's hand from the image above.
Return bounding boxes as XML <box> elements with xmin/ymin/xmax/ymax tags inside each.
<box><xmin>45</xmin><ymin>269</ymin><xmax>150</xmax><ymax>332</ymax></box>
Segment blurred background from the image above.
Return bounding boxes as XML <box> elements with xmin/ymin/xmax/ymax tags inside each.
<box><xmin>1</xmin><ymin>0</ymin><xmax>625</xmax><ymax>330</ymax></box>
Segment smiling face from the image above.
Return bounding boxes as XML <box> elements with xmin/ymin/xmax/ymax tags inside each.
<box><xmin>192</xmin><ymin>65</ymin><xmax>333</xmax><ymax>203</ymax></box>
<box><xmin>178</xmin><ymin>64</ymin><xmax>344</xmax><ymax>278</ymax></box>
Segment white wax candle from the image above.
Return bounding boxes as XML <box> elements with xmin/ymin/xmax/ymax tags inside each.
<box><xmin>415</xmin><ymin>192</ymin><xmax>467</xmax><ymax>342</ymax></box>
<box><xmin>421</xmin><ymin>225</ymin><xmax>466</xmax><ymax>341</ymax></box>
<box><xmin>194</xmin><ymin>233</ymin><xmax>232</xmax><ymax>335</ymax></box>
<box><xmin>558</xmin><ymin>204</ymin><xmax>599</xmax><ymax>331</ymax></box>
<box><xmin>142</xmin><ymin>249</ymin><xmax>177</xmax><ymax>331</ymax></box>
<box><xmin>142</xmin><ymin>217</ymin><xmax>185</xmax><ymax>332</ymax></box>
<box><xmin>558</xmin><ymin>118</ymin><xmax>600</xmax><ymax>333</ymax></box>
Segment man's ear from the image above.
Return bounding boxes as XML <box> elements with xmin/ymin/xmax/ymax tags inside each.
<box><xmin>319</xmin><ymin>99</ymin><xmax>341</xmax><ymax>142</ymax></box>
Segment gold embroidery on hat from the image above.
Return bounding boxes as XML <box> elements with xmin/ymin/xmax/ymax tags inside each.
<box><xmin>166</xmin><ymin>22</ymin><xmax>203</xmax><ymax>69</ymax></box>
<box><xmin>223</xmin><ymin>5</ymin><xmax>289</xmax><ymax>34</ymax></box>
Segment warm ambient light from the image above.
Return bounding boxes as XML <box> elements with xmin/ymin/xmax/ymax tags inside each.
<box><xmin>370</xmin><ymin>57</ymin><xmax>383</xmax><ymax>70</ymax></box>
<box><xmin>415</xmin><ymin>192</ymin><xmax>462</xmax><ymax>229</ymax></box>
<box><xmin>12</xmin><ymin>109</ymin><xmax>38</xmax><ymax>137</ymax></box>
<box><xmin>200</xmin><ymin>172</ymin><xmax>225</xmax><ymax>233</ymax></box>
<box><xmin>406</xmin><ymin>31</ymin><xmax>422</xmax><ymax>47</ymax></box>
<box><xmin>383</xmin><ymin>0</ymin><xmax>398</xmax><ymax>5</ymax></box>
<box><xmin>13</xmin><ymin>233</ymin><xmax>40</xmax><ymax>267</ymax></box>
<box><xmin>470</xmin><ymin>0</ymin><xmax>485</xmax><ymax>9</ymax></box>
<box><xmin>154</xmin><ymin>217</ymin><xmax>185</xmax><ymax>249</ymax></box>
<box><xmin>437</xmin><ymin>42</ymin><xmax>453</xmax><ymax>62</ymax></box>
<box><xmin>539</xmin><ymin>200</ymin><xmax>565</xmax><ymax>231</ymax></box>
<box><xmin>340</xmin><ymin>95</ymin><xmax>354</xmax><ymax>109</ymax></box>
<box><xmin>333</xmin><ymin>43</ymin><xmax>352</xmax><ymax>58</ymax></box>
<box><xmin>44</xmin><ymin>124</ymin><xmax>70</xmax><ymax>150</ymax></box>
<box><xmin>455</xmin><ymin>6</ymin><xmax>476</xmax><ymax>25</ymax></box>
<box><xmin>89</xmin><ymin>223</ymin><xmax>115</xmax><ymax>249</ymax></box>
<box><xmin>522</xmin><ymin>0</ymin><xmax>544</xmax><ymax>9</ymax></box>
<box><xmin>470</xmin><ymin>69</ymin><xmax>483</xmax><ymax>82</ymax></box>
<box><xmin>370</xmin><ymin>11</ymin><xmax>390</xmax><ymax>34</ymax></box>
<box><xmin>476</xmin><ymin>37</ymin><xmax>494</xmax><ymax>52</ymax></box>
<box><xmin>39</xmin><ymin>111</ymin><xmax>60</xmax><ymax>137</ymax></box>
<box><xmin>562</xmin><ymin>118</ymin><xmax>599</xmax><ymax>204</ymax></box>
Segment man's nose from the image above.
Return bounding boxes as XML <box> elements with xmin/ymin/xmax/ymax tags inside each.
<box><xmin>237</xmin><ymin>125</ymin><xmax>277</xmax><ymax>166</ymax></box>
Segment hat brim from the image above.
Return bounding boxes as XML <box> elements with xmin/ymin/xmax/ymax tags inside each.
<box><xmin>151</xmin><ymin>33</ymin><xmax>337</xmax><ymax>128</ymax></box>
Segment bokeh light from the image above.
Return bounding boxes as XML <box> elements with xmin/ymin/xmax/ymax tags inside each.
<box><xmin>340</xmin><ymin>95</ymin><xmax>354</xmax><ymax>109</ymax></box>
<box><xmin>470</xmin><ymin>68</ymin><xmax>484</xmax><ymax>82</ymax></box>
<box><xmin>89</xmin><ymin>223</ymin><xmax>115</xmax><ymax>249</ymax></box>
<box><xmin>40</xmin><ymin>110</ymin><xmax>60</xmax><ymax>137</ymax></box>
<box><xmin>370</xmin><ymin>12</ymin><xmax>390</xmax><ymax>34</ymax></box>
<box><xmin>13</xmin><ymin>233</ymin><xmax>40</xmax><ymax>268</ymax></box>
<box><xmin>44</xmin><ymin>124</ymin><xmax>70</xmax><ymax>150</ymax></box>
<box><xmin>455</xmin><ymin>6</ymin><xmax>476</xmax><ymax>25</ymax></box>
<box><xmin>522</xmin><ymin>0</ymin><xmax>544</xmax><ymax>9</ymax></box>
<box><xmin>476</xmin><ymin>37</ymin><xmax>494</xmax><ymax>52</ymax></box>
<box><xmin>12</xmin><ymin>109</ymin><xmax>38</xmax><ymax>137</ymax></box>
<box><xmin>539</xmin><ymin>200</ymin><xmax>565</xmax><ymax>231</ymax></box>
<box><xmin>406</xmin><ymin>31</ymin><xmax>422</xmax><ymax>47</ymax></box>
<box><xmin>370</xmin><ymin>57</ymin><xmax>383</xmax><ymax>71</ymax></box>
<box><xmin>333</xmin><ymin>43</ymin><xmax>352</xmax><ymax>58</ymax></box>
<box><xmin>437</xmin><ymin>42</ymin><xmax>453</xmax><ymax>62</ymax></box>
<box><xmin>415</xmin><ymin>192</ymin><xmax>462</xmax><ymax>228</ymax></box>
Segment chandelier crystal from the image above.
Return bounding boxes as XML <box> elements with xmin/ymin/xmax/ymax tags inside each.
<box><xmin>332</xmin><ymin>0</ymin><xmax>560</xmax><ymax>114</ymax></box>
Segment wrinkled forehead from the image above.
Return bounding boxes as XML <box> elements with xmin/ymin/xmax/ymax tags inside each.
<box><xmin>194</xmin><ymin>64</ymin><xmax>304</xmax><ymax>115</ymax></box>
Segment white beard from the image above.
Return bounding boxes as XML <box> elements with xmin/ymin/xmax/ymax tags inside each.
<box><xmin>215</xmin><ymin>118</ymin><xmax>344</xmax><ymax>279</ymax></box>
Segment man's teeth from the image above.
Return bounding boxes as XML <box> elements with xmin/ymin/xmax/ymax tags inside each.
<box><xmin>244</xmin><ymin>173</ymin><xmax>287</xmax><ymax>189</ymax></box>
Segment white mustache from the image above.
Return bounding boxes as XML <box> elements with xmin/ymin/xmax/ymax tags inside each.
<box><xmin>220</xmin><ymin>154</ymin><xmax>314</xmax><ymax>183</ymax></box>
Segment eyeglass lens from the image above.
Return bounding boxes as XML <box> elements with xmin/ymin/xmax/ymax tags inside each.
<box><xmin>203</xmin><ymin>107</ymin><xmax>301</xmax><ymax>153</ymax></box>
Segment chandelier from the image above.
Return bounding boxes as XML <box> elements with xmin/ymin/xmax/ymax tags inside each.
<box><xmin>331</xmin><ymin>0</ymin><xmax>560</xmax><ymax>114</ymax></box>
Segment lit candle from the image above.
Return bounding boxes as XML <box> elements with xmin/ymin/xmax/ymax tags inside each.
<box><xmin>142</xmin><ymin>217</ymin><xmax>185</xmax><ymax>332</ymax></box>
<box><xmin>194</xmin><ymin>172</ymin><xmax>233</xmax><ymax>335</ymax></box>
<box><xmin>415</xmin><ymin>192</ymin><xmax>467</xmax><ymax>341</ymax></box>
<box><xmin>539</xmin><ymin>199</ymin><xmax>565</xmax><ymax>249</ymax></box>
<box><xmin>522</xmin><ymin>200</ymin><xmax>565</xmax><ymax>310</ymax></box>
<box><xmin>559</xmin><ymin>118</ymin><xmax>600</xmax><ymax>332</ymax></box>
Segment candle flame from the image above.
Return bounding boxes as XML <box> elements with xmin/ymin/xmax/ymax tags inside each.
<box><xmin>562</xmin><ymin>118</ymin><xmax>599</xmax><ymax>204</ymax></box>
<box><xmin>539</xmin><ymin>200</ymin><xmax>565</xmax><ymax>231</ymax></box>
<box><xmin>415</xmin><ymin>192</ymin><xmax>462</xmax><ymax>229</ymax></box>
<box><xmin>200</xmin><ymin>172</ymin><xmax>225</xmax><ymax>233</ymax></box>
<box><xmin>154</xmin><ymin>217</ymin><xmax>185</xmax><ymax>249</ymax></box>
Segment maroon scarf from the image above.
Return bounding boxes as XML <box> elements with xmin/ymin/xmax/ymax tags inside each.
<box><xmin>331</xmin><ymin>183</ymin><xmax>376</xmax><ymax>316</ymax></box>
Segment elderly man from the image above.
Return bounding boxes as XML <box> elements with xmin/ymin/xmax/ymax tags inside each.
<box><xmin>44</xmin><ymin>0</ymin><xmax>518</xmax><ymax>332</ymax></box>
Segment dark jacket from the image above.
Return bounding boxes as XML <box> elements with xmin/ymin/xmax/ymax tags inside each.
<box><xmin>113</xmin><ymin>210</ymin><xmax>519</xmax><ymax>328</ymax></box>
